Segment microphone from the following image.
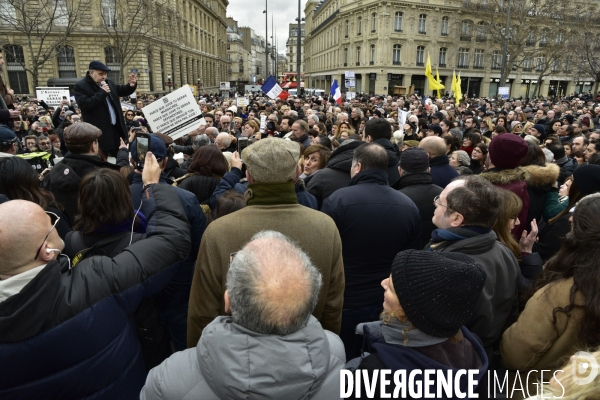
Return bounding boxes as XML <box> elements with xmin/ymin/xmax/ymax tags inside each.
<box><xmin>101</xmin><ymin>80</ymin><xmax>106</xmax><ymax>87</ymax></box>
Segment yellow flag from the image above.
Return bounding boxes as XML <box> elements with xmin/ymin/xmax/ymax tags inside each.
<box><xmin>436</xmin><ymin>69</ymin><xmax>442</xmax><ymax>98</ymax></box>
<box><xmin>426</xmin><ymin>53</ymin><xmax>445</xmax><ymax>92</ymax></box>
<box><xmin>455</xmin><ymin>72</ymin><xmax>462</xmax><ymax>104</ymax></box>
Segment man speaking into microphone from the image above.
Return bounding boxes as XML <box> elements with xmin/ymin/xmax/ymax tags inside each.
<box><xmin>74</xmin><ymin>61</ymin><xmax>137</xmax><ymax>158</ymax></box>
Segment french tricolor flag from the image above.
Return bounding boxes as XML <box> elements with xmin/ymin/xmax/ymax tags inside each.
<box><xmin>330</xmin><ymin>79</ymin><xmax>342</xmax><ymax>105</ymax></box>
<box><xmin>261</xmin><ymin>76</ymin><xmax>289</xmax><ymax>100</ymax></box>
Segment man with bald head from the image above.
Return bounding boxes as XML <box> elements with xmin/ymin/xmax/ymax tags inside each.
<box><xmin>419</xmin><ymin>136</ymin><xmax>459</xmax><ymax>188</ymax></box>
<box><xmin>205</xmin><ymin>126</ymin><xmax>219</xmax><ymax>143</ymax></box>
<box><xmin>0</xmin><ymin>153</ymin><xmax>192</xmax><ymax>398</ymax></box>
<box><xmin>141</xmin><ymin>231</ymin><xmax>345</xmax><ymax>399</ymax></box>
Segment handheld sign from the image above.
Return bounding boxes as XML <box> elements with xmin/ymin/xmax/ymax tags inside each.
<box><xmin>142</xmin><ymin>85</ymin><xmax>206</xmax><ymax>140</ymax></box>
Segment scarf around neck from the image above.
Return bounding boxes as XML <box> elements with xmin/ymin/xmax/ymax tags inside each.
<box><xmin>357</xmin><ymin>319</ymin><xmax>448</xmax><ymax>348</ymax></box>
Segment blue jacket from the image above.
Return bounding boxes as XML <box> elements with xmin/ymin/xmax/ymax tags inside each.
<box><xmin>429</xmin><ymin>155</ymin><xmax>459</xmax><ymax>188</ymax></box>
<box><xmin>130</xmin><ymin>172</ymin><xmax>205</xmax><ymax>307</ymax></box>
<box><xmin>321</xmin><ymin>169</ymin><xmax>422</xmax><ymax>309</ymax></box>
<box><xmin>208</xmin><ymin>167</ymin><xmax>318</xmax><ymax>210</ymax></box>
<box><xmin>0</xmin><ymin>185</ymin><xmax>191</xmax><ymax>399</ymax></box>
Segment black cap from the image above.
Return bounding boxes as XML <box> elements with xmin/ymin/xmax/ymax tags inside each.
<box><xmin>0</xmin><ymin>125</ymin><xmax>17</xmax><ymax>146</ymax></box>
<box><xmin>391</xmin><ymin>250</ymin><xmax>486</xmax><ymax>338</ymax></box>
<box><xmin>400</xmin><ymin>147</ymin><xmax>429</xmax><ymax>173</ymax></box>
<box><xmin>88</xmin><ymin>60</ymin><xmax>111</xmax><ymax>71</ymax></box>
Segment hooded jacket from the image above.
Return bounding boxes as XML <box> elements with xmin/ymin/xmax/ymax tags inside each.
<box><xmin>346</xmin><ymin>323</ymin><xmax>488</xmax><ymax>399</ymax></box>
<box><xmin>307</xmin><ymin>140</ymin><xmax>363</xmax><ymax>208</ymax></box>
<box><xmin>522</xmin><ymin>163</ymin><xmax>560</xmax><ymax>225</ymax></box>
<box><xmin>42</xmin><ymin>153</ymin><xmax>121</xmax><ymax>222</ymax></box>
<box><xmin>373</xmin><ymin>138</ymin><xmax>401</xmax><ymax>185</ymax></box>
<box><xmin>0</xmin><ymin>185</ymin><xmax>191</xmax><ymax>400</ymax></box>
<box><xmin>480</xmin><ymin>167</ymin><xmax>530</xmax><ymax>238</ymax></box>
<box><xmin>141</xmin><ymin>316</ymin><xmax>345</xmax><ymax>400</ymax></box>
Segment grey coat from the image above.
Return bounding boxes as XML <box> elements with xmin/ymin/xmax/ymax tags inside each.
<box><xmin>140</xmin><ymin>316</ymin><xmax>346</xmax><ymax>400</ymax></box>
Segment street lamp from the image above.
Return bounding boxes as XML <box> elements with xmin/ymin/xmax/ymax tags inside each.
<box><xmin>263</xmin><ymin>1</ymin><xmax>268</xmax><ymax>77</ymax></box>
<box><xmin>498</xmin><ymin>0</ymin><xmax>512</xmax><ymax>97</ymax></box>
<box><xmin>296</xmin><ymin>3</ymin><xmax>305</xmax><ymax>96</ymax></box>
<box><xmin>167</xmin><ymin>74</ymin><xmax>173</xmax><ymax>93</ymax></box>
<box><xmin>197</xmin><ymin>78</ymin><xmax>201</xmax><ymax>97</ymax></box>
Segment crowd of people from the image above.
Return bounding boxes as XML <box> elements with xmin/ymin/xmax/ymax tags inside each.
<box><xmin>1</xmin><ymin>58</ymin><xmax>600</xmax><ymax>399</ymax></box>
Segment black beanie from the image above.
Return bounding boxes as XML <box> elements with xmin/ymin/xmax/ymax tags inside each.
<box><xmin>391</xmin><ymin>250</ymin><xmax>486</xmax><ymax>338</ymax></box>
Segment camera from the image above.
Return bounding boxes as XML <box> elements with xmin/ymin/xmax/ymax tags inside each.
<box><xmin>135</xmin><ymin>132</ymin><xmax>151</xmax><ymax>170</ymax></box>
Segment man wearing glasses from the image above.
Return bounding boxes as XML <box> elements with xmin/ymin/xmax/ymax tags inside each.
<box><xmin>428</xmin><ymin>176</ymin><xmax>520</xmax><ymax>363</ymax></box>
<box><xmin>0</xmin><ymin>153</ymin><xmax>192</xmax><ymax>398</ymax></box>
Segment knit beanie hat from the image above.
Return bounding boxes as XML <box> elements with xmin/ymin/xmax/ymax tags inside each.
<box><xmin>510</xmin><ymin>121</ymin><xmax>521</xmax><ymax>131</ymax></box>
<box><xmin>391</xmin><ymin>250</ymin><xmax>486</xmax><ymax>338</ymax></box>
<box><xmin>573</xmin><ymin>165</ymin><xmax>600</xmax><ymax>195</ymax></box>
<box><xmin>532</xmin><ymin>124</ymin><xmax>546</xmax><ymax>137</ymax></box>
<box><xmin>489</xmin><ymin>134</ymin><xmax>528</xmax><ymax>170</ymax></box>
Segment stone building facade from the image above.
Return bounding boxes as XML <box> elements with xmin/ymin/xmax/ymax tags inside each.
<box><xmin>0</xmin><ymin>0</ymin><xmax>229</xmax><ymax>95</ymax></box>
<box><xmin>285</xmin><ymin>23</ymin><xmax>305</xmax><ymax>74</ymax></box>
<box><xmin>303</xmin><ymin>0</ymin><xmax>587</xmax><ymax>98</ymax></box>
<box><xmin>226</xmin><ymin>17</ymin><xmax>252</xmax><ymax>91</ymax></box>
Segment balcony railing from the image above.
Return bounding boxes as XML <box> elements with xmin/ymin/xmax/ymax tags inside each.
<box><xmin>356</xmin><ymin>62</ymin><xmax>360</xmax><ymax>66</ymax></box>
<box><xmin>393</xmin><ymin>61</ymin><xmax>401</xmax><ymax>65</ymax></box>
<box><xmin>418</xmin><ymin>30</ymin><xmax>426</xmax><ymax>34</ymax></box>
<box><xmin>344</xmin><ymin>62</ymin><xmax>348</xmax><ymax>66</ymax></box>
<box><xmin>492</xmin><ymin>65</ymin><xmax>501</xmax><ymax>70</ymax></box>
<box><xmin>394</xmin><ymin>29</ymin><xmax>403</xmax><ymax>32</ymax></box>
<box><xmin>416</xmin><ymin>61</ymin><xmax>424</xmax><ymax>66</ymax></box>
<box><xmin>473</xmin><ymin>65</ymin><xmax>484</xmax><ymax>69</ymax></box>
<box><xmin>539</xmin><ymin>42</ymin><xmax>547</xmax><ymax>47</ymax></box>
<box><xmin>457</xmin><ymin>64</ymin><xmax>469</xmax><ymax>68</ymax></box>
<box><xmin>369</xmin><ymin>61</ymin><xmax>374</xmax><ymax>65</ymax></box>
<box><xmin>476</xmin><ymin>36</ymin><xmax>486</xmax><ymax>42</ymax></box>
<box><xmin>460</xmin><ymin>35</ymin><xmax>472</xmax><ymax>41</ymax></box>
<box><xmin>441</xmin><ymin>32</ymin><xmax>448</xmax><ymax>36</ymax></box>
<box><xmin>522</xmin><ymin>67</ymin><xmax>532</xmax><ymax>72</ymax></box>
<box><xmin>526</xmin><ymin>40</ymin><xmax>535</xmax><ymax>46</ymax></box>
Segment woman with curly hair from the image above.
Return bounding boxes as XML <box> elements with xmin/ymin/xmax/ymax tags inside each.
<box><xmin>501</xmin><ymin>193</ymin><xmax>600</xmax><ymax>396</ymax></box>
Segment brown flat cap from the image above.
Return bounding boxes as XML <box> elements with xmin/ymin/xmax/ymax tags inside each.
<box><xmin>63</xmin><ymin>122</ymin><xmax>102</xmax><ymax>144</ymax></box>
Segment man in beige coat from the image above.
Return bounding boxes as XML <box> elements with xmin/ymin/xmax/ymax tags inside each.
<box><xmin>187</xmin><ymin>139</ymin><xmax>345</xmax><ymax>347</ymax></box>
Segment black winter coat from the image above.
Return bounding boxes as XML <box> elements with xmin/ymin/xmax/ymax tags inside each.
<box><xmin>173</xmin><ymin>173</ymin><xmax>221</xmax><ymax>204</ymax></box>
<box><xmin>373</xmin><ymin>138</ymin><xmax>400</xmax><ymax>185</ymax></box>
<box><xmin>429</xmin><ymin>155</ymin><xmax>459</xmax><ymax>188</ymax></box>
<box><xmin>42</xmin><ymin>153</ymin><xmax>122</xmax><ymax>223</ymax></box>
<box><xmin>74</xmin><ymin>73</ymin><xmax>136</xmax><ymax>152</ymax></box>
<box><xmin>392</xmin><ymin>172</ymin><xmax>443</xmax><ymax>249</ymax></box>
<box><xmin>321</xmin><ymin>169</ymin><xmax>422</xmax><ymax>309</ymax></box>
<box><xmin>306</xmin><ymin>140</ymin><xmax>363</xmax><ymax>208</ymax></box>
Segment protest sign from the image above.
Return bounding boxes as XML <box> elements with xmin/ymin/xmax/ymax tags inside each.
<box><xmin>142</xmin><ymin>85</ymin><xmax>206</xmax><ymax>140</ymax></box>
<box><xmin>260</xmin><ymin>115</ymin><xmax>267</xmax><ymax>133</ymax></box>
<box><xmin>36</xmin><ymin>87</ymin><xmax>70</xmax><ymax>107</ymax></box>
<box><xmin>236</xmin><ymin>97</ymin><xmax>248</xmax><ymax>107</ymax></box>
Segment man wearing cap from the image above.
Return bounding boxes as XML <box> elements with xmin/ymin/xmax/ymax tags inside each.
<box><xmin>187</xmin><ymin>138</ymin><xmax>345</xmax><ymax>347</ymax></box>
<box><xmin>42</xmin><ymin>122</ymin><xmax>121</xmax><ymax>223</ymax></box>
<box><xmin>74</xmin><ymin>61</ymin><xmax>137</xmax><ymax>158</ymax></box>
<box><xmin>0</xmin><ymin>125</ymin><xmax>17</xmax><ymax>157</ymax></box>
<box><xmin>321</xmin><ymin>143</ymin><xmax>421</xmax><ymax>360</ymax></box>
<box><xmin>129</xmin><ymin>133</ymin><xmax>205</xmax><ymax>351</ymax></box>
<box><xmin>392</xmin><ymin>147</ymin><xmax>443</xmax><ymax>248</ymax></box>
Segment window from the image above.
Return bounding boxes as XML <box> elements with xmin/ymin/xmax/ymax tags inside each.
<box><xmin>476</xmin><ymin>22</ymin><xmax>486</xmax><ymax>41</ymax></box>
<box><xmin>441</xmin><ymin>16</ymin><xmax>449</xmax><ymax>36</ymax></box>
<box><xmin>526</xmin><ymin>31</ymin><xmax>535</xmax><ymax>46</ymax></box>
<box><xmin>53</xmin><ymin>0</ymin><xmax>68</xmax><ymax>26</ymax></box>
<box><xmin>523</xmin><ymin>57</ymin><xmax>532</xmax><ymax>71</ymax></box>
<box><xmin>416</xmin><ymin>45</ymin><xmax>425</xmax><ymax>66</ymax></box>
<box><xmin>418</xmin><ymin>14</ymin><xmax>426</xmax><ymax>34</ymax></box>
<box><xmin>101</xmin><ymin>0</ymin><xmax>117</xmax><ymax>27</ymax></box>
<box><xmin>539</xmin><ymin>29</ymin><xmax>548</xmax><ymax>47</ymax></box>
<box><xmin>551</xmin><ymin>59</ymin><xmax>560</xmax><ymax>72</ymax></box>
<box><xmin>3</xmin><ymin>45</ymin><xmax>28</xmax><ymax>93</ymax></box>
<box><xmin>460</xmin><ymin>20</ymin><xmax>472</xmax><ymax>41</ymax></box>
<box><xmin>394</xmin><ymin>12</ymin><xmax>403</xmax><ymax>32</ymax></box>
<box><xmin>474</xmin><ymin>49</ymin><xmax>484</xmax><ymax>68</ymax></box>
<box><xmin>370</xmin><ymin>44</ymin><xmax>375</xmax><ymax>64</ymax></box>
<box><xmin>345</xmin><ymin>20</ymin><xmax>349</xmax><ymax>37</ymax></box>
<box><xmin>56</xmin><ymin>46</ymin><xmax>76</xmax><ymax>78</ymax></box>
<box><xmin>344</xmin><ymin>48</ymin><xmax>348</xmax><ymax>66</ymax></box>
<box><xmin>458</xmin><ymin>48</ymin><xmax>469</xmax><ymax>68</ymax></box>
<box><xmin>356</xmin><ymin>46</ymin><xmax>361</xmax><ymax>65</ymax></box>
<box><xmin>536</xmin><ymin>57</ymin><xmax>544</xmax><ymax>72</ymax></box>
<box><xmin>492</xmin><ymin>50</ymin><xmax>501</xmax><ymax>69</ymax></box>
<box><xmin>393</xmin><ymin>44</ymin><xmax>401</xmax><ymax>65</ymax></box>
<box><xmin>439</xmin><ymin>47</ymin><xmax>447</xmax><ymax>67</ymax></box>
<box><xmin>371</xmin><ymin>13</ymin><xmax>376</xmax><ymax>32</ymax></box>
<box><xmin>104</xmin><ymin>47</ymin><xmax>121</xmax><ymax>82</ymax></box>
<box><xmin>357</xmin><ymin>17</ymin><xmax>362</xmax><ymax>35</ymax></box>
<box><xmin>556</xmin><ymin>31</ymin><xmax>564</xmax><ymax>44</ymax></box>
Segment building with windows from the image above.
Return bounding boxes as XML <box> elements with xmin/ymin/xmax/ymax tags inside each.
<box><xmin>285</xmin><ymin>23</ymin><xmax>305</xmax><ymax>74</ymax></box>
<box><xmin>226</xmin><ymin>18</ymin><xmax>252</xmax><ymax>91</ymax></box>
<box><xmin>303</xmin><ymin>0</ymin><xmax>580</xmax><ymax>97</ymax></box>
<box><xmin>0</xmin><ymin>0</ymin><xmax>229</xmax><ymax>94</ymax></box>
<box><xmin>238</xmin><ymin>27</ymin><xmax>268</xmax><ymax>84</ymax></box>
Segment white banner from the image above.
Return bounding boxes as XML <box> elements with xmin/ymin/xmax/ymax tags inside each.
<box><xmin>259</xmin><ymin>115</ymin><xmax>267</xmax><ymax>133</ymax></box>
<box><xmin>345</xmin><ymin>71</ymin><xmax>355</xmax><ymax>79</ymax></box>
<box><xmin>236</xmin><ymin>97</ymin><xmax>249</xmax><ymax>107</ymax></box>
<box><xmin>220</xmin><ymin>82</ymin><xmax>231</xmax><ymax>90</ymax></box>
<box><xmin>345</xmin><ymin>78</ymin><xmax>355</xmax><ymax>88</ymax></box>
<box><xmin>398</xmin><ymin>110</ymin><xmax>409</xmax><ymax>133</ymax></box>
<box><xmin>346</xmin><ymin>92</ymin><xmax>356</xmax><ymax>100</ymax></box>
<box><xmin>36</xmin><ymin>87</ymin><xmax>70</xmax><ymax>107</ymax></box>
<box><xmin>142</xmin><ymin>85</ymin><xmax>206</xmax><ymax>141</ymax></box>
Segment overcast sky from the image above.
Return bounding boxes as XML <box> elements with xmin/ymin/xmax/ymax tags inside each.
<box><xmin>226</xmin><ymin>0</ymin><xmax>309</xmax><ymax>56</ymax></box>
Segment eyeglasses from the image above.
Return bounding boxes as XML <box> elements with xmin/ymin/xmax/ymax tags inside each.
<box><xmin>35</xmin><ymin>211</ymin><xmax>60</xmax><ymax>260</ymax></box>
<box><xmin>433</xmin><ymin>195</ymin><xmax>451</xmax><ymax>210</ymax></box>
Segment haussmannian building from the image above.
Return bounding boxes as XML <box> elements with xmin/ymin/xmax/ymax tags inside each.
<box><xmin>0</xmin><ymin>0</ymin><xmax>229</xmax><ymax>95</ymax></box>
<box><xmin>285</xmin><ymin>23</ymin><xmax>305</xmax><ymax>74</ymax></box>
<box><xmin>303</xmin><ymin>0</ymin><xmax>588</xmax><ymax>98</ymax></box>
